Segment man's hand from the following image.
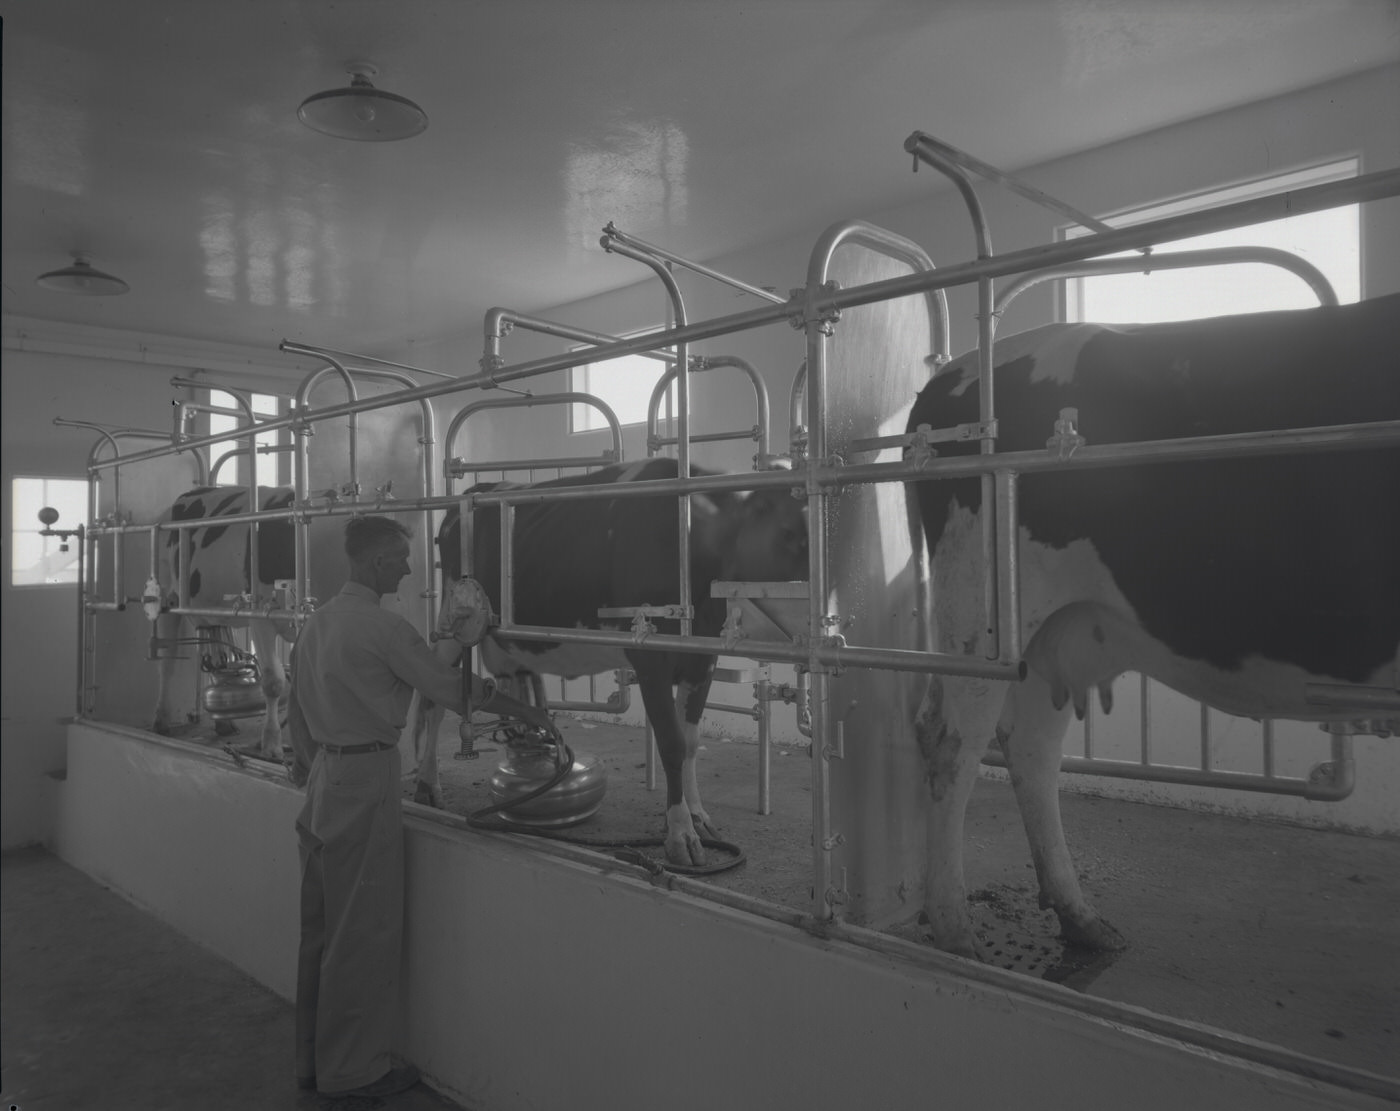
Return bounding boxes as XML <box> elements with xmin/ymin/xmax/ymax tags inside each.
<box><xmin>519</xmin><ymin>704</ymin><xmax>561</xmax><ymax>743</ymax></box>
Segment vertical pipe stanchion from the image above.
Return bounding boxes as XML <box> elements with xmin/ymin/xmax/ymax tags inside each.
<box><xmin>456</xmin><ymin>493</ymin><xmax>478</xmax><ymax>760</ymax></box>
<box><xmin>598</xmin><ymin>239</ymin><xmax>692</xmax><ymax>637</ymax></box>
<box><xmin>757</xmin><ymin>671</ymin><xmax>772</xmax><ymax>815</ymax></box>
<box><xmin>993</xmin><ymin>469</ymin><xmax>1021</xmax><ymax>662</ymax></box>
<box><xmin>805</xmin><ymin>290</ymin><xmax>835</xmax><ymax>922</ymax></box>
<box><xmin>74</xmin><ymin>525</ymin><xmax>86</xmax><ymax>716</ymax></box>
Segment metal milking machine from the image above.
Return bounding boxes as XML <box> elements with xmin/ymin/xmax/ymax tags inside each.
<box><xmin>435</xmin><ymin>575</ymin><xmax>608</xmax><ymax>829</ymax></box>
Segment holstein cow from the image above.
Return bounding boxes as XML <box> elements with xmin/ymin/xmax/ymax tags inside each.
<box><xmin>907</xmin><ymin>293</ymin><xmax>1399</xmax><ymax>958</ymax></box>
<box><xmin>151</xmin><ymin>486</ymin><xmax>337</xmax><ymax>759</ymax></box>
<box><xmin>411</xmin><ymin>458</ymin><xmax>809</xmax><ymax>865</ymax></box>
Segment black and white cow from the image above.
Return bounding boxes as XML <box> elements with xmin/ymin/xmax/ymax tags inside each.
<box><xmin>151</xmin><ymin>486</ymin><xmax>336</xmax><ymax>759</ymax></box>
<box><xmin>410</xmin><ymin>458</ymin><xmax>809</xmax><ymax>865</ymax></box>
<box><xmin>907</xmin><ymin>293</ymin><xmax>1400</xmax><ymax>957</ymax></box>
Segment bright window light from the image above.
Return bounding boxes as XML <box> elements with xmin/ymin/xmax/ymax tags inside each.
<box><xmin>1064</xmin><ymin>160</ymin><xmax>1360</xmax><ymax>324</ymax></box>
<box><xmin>209</xmin><ymin>390</ymin><xmax>285</xmax><ymax>487</ymax></box>
<box><xmin>10</xmin><ymin>476</ymin><xmax>88</xmax><ymax>586</ymax></box>
<box><xmin>568</xmin><ymin>339</ymin><xmax>675</xmax><ymax>434</ymax></box>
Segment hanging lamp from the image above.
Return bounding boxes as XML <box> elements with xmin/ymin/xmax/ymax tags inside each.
<box><xmin>297</xmin><ymin>61</ymin><xmax>428</xmax><ymax>142</ymax></box>
<box><xmin>35</xmin><ymin>256</ymin><xmax>130</xmax><ymax>296</ymax></box>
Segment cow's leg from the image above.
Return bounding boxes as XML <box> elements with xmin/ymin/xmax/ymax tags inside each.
<box><xmin>998</xmin><ymin>670</ymin><xmax>1126</xmax><ymax>951</ymax></box>
<box><xmin>151</xmin><ymin>612</ymin><xmax>184</xmax><ymax>736</ymax></box>
<box><xmin>676</xmin><ymin>667</ymin><xmax>719</xmax><ymax>842</ymax></box>
<box><xmin>631</xmin><ymin>654</ymin><xmax>706</xmax><ymax>867</ymax></box>
<box><xmin>915</xmin><ymin>673</ymin><xmax>1005</xmax><ymax>958</ymax></box>
<box><xmin>249</xmin><ymin>621</ymin><xmax>287</xmax><ymax>759</ymax></box>
<box><xmin>409</xmin><ymin>637</ymin><xmax>461</xmax><ymax>807</ymax></box>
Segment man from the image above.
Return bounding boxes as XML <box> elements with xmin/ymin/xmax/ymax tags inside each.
<box><xmin>287</xmin><ymin>514</ymin><xmax>557</xmax><ymax>1099</ymax></box>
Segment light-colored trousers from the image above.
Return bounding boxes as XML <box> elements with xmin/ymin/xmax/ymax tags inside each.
<box><xmin>295</xmin><ymin>747</ymin><xmax>404</xmax><ymax>1093</ymax></box>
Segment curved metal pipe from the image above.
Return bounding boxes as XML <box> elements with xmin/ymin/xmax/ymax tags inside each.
<box><xmin>482</xmin><ymin>307</ymin><xmax>675</xmax><ymax>372</ymax></box>
<box><xmin>992</xmin><ymin>246</ymin><xmax>1339</xmax><ymax>323</ymax></box>
<box><xmin>443</xmin><ymin>393</ymin><xmax>624</xmax><ymax>486</ymax></box>
<box><xmin>282</xmin><ymin>344</ymin><xmax>361</xmax><ymax>500</ymax></box>
<box><xmin>646</xmin><ymin>355</ymin><xmax>772</xmax><ymax>464</ymax></box>
<box><xmin>601</xmin><ymin>235</ymin><xmax>692</xmax><ymax>636</ymax></box>
<box><xmin>601</xmin><ymin>222</ymin><xmax>788</xmax><ymax>304</ymax></box>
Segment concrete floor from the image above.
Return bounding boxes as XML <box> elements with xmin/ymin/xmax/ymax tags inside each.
<box><xmin>0</xmin><ymin>848</ymin><xmax>467</xmax><ymax>1111</ymax></box>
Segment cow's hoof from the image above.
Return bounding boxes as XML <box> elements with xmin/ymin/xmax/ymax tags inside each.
<box><xmin>1060</xmin><ymin>914</ymin><xmax>1128</xmax><ymax>952</ymax></box>
<box><xmin>152</xmin><ymin>722</ymin><xmax>171</xmax><ymax>737</ymax></box>
<box><xmin>664</xmin><ymin>832</ymin><xmax>707</xmax><ymax>868</ymax></box>
<box><xmin>214</xmin><ymin>720</ymin><xmax>239</xmax><ymax>737</ymax></box>
<box><xmin>413</xmin><ymin>783</ymin><xmax>440</xmax><ymax>807</ymax></box>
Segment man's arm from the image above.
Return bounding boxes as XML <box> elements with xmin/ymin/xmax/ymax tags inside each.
<box><xmin>389</xmin><ymin>625</ymin><xmax>561</xmax><ymax>740</ymax></box>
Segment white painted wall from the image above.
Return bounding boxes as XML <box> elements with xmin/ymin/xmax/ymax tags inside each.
<box><xmin>55</xmin><ymin>723</ymin><xmax>1398</xmax><ymax>1111</ymax></box>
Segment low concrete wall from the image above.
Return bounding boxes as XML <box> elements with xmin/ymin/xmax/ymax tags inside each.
<box><xmin>55</xmin><ymin>721</ymin><xmax>1395</xmax><ymax>1110</ymax></box>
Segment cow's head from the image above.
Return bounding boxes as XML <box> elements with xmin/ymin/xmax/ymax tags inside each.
<box><xmin>711</xmin><ymin>486</ymin><xmax>809</xmax><ymax>583</ymax></box>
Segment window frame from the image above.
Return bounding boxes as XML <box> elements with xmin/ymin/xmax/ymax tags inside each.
<box><xmin>567</xmin><ymin>333</ymin><xmax>676</xmax><ymax>435</ymax></box>
<box><xmin>1060</xmin><ymin>158</ymin><xmax>1361</xmax><ymax>324</ymax></box>
<box><xmin>9</xmin><ymin>474</ymin><xmax>90</xmax><ymax>588</ymax></box>
<box><xmin>206</xmin><ymin>388</ymin><xmax>290</xmax><ymax>488</ymax></box>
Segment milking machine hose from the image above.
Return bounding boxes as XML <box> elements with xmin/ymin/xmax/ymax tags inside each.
<box><xmin>463</xmin><ymin>741</ymin><xmax>746</xmax><ymax>877</ymax></box>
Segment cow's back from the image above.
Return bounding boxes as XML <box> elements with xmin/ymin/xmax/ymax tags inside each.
<box><xmin>162</xmin><ymin>486</ymin><xmax>339</xmax><ymax>607</ymax></box>
<box><xmin>909</xmin><ymin>294</ymin><xmax>1400</xmax><ymax>680</ymax></box>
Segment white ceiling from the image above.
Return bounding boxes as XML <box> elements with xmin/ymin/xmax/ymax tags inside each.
<box><xmin>3</xmin><ymin>0</ymin><xmax>1398</xmax><ymax>359</ymax></box>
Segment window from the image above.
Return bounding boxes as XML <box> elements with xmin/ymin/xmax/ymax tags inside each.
<box><xmin>10</xmin><ymin>476</ymin><xmax>88</xmax><ymax>586</ymax></box>
<box><xmin>208</xmin><ymin>390</ymin><xmax>287</xmax><ymax>487</ymax></box>
<box><xmin>1064</xmin><ymin>160</ymin><xmax>1360</xmax><ymax>324</ymax></box>
<box><xmin>568</xmin><ymin>336</ymin><xmax>675</xmax><ymax>434</ymax></box>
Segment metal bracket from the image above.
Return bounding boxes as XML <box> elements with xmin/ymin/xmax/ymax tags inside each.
<box><xmin>789</xmin><ymin>280</ymin><xmax>842</xmax><ymax>335</ymax></box>
<box><xmin>720</xmin><ymin>604</ymin><xmax>747</xmax><ymax>650</ymax></box>
<box><xmin>1046</xmin><ymin>407</ymin><xmax>1086</xmax><ymax>461</ymax></box>
<box><xmin>852</xmin><ymin>420</ymin><xmax>997</xmax><ymax>458</ymax></box>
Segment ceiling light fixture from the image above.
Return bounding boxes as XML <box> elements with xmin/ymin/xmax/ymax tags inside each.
<box><xmin>35</xmin><ymin>256</ymin><xmax>130</xmax><ymax>296</ymax></box>
<box><xmin>297</xmin><ymin>61</ymin><xmax>428</xmax><ymax>142</ymax></box>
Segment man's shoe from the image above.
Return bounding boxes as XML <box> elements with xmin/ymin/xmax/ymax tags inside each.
<box><xmin>328</xmin><ymin>1065</ymin><xmax>421</xmax><ymax>1099</ymax></box>
<box><xmin>295</xmin><ymin>1074</ymin><xmax>316</xmax><ymax>1090</ymax></box>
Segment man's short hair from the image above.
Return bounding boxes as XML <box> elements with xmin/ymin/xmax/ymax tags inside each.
<box><xmin>345</xmin><ymin>515</ymin><xmax>412</xmax><ymax>561</ymax></box>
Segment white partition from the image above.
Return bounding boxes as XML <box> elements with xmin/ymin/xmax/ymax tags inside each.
<box><xmin>55</xmin><ymin>722</ymin><xmax>1395</xmax><ymax>1110</ymax></box>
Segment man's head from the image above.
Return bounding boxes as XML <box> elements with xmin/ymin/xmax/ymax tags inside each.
<box><xmin>345</xmin><ymin>515</ymin><xmax>413</xmax><ymax>597</ymax></box>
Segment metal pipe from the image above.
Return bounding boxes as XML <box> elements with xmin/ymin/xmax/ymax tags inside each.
<box><xmin>443</xmin><ymin>393</ymin><xmax>623</xmax><ymax>490</ymax></box>
<box><xmin>482</xmin><ymin>306</ymin><xmax>675</xmax><ymax>368</ymax></box>
<box><xmin>982</xmin><ymin>747</ymin><xmax>1356</xmax><ymax>800</ymax></box>
<box><xmin>498</xmin><ymin>622</ymin><xmax>1024</xmax><ymax>680</ymax></box>
<box><xmin>449</xmin><ymin>454</ymin><xmax>618</xmax><ymax>476</ymax></box>
<box><xmin>906</xmin><ymin>141</ymin><xmax>1005</xmax><ymax>661</ymax></box>
<box><xmin>278</xmin><ymin>340</ymin><xmax>459</xmax><ymax>381</ymax></box>
<box><xmin>804</xmin><ymin>219</ymin><xmax>952</xmax><ymax>367</ymax></box>
<box><xmin>84</xmin><ymin>165</ymin><xmax>1400</xmax><ymax>477</ymax></box>
<box><xmin>338</xmin><ymin>366</ymin><xmax>438</xmax><ymax>635</ymax></box>
<box><xmin>601</xmin><ymin>222</ymin><xmax>788</xmax><ymax>304</ymax></box>
<box><xmin>993</xmin><ymin>247</ymin><xmax>1339</xmax><ymax>317</ymax></box>
<box><xmin>210</xmin><ymin>443</ymin><xmax>295</xmax><ymax>485</ymax></box>
<box><xmin>803</xmin><ymin>284</ymin><xmax>836</xmax><ymax>922</ymax></box>
<box><xmin>906</xmin><ymin>131</ymin><xmax>1121</xmax><ymax>238</ymax></box>
<box><xmin>287</xmin><ymin>352</ymin><xmax>361</xmax><ymax>501</ymax></box>
<box><xmin>602</xmin><ymin>237</ymin><xmax>694</xmax><ymax>638</ymax></box>
<box><xmin>646</xmin><ymin>355</ymin><xmax>772</xmax><ymax>463</ymax></box>
<box><xmin>82</xmin><ymin>413</ymin><xmax>1397</xmax><ymax>543</ymax></box>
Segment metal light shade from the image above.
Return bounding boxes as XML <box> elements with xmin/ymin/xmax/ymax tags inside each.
<box><xmin>297</xmin><ymin>67</ymin><xmax>427</xmax><ymax>142</ymax></box>
<box><xmin>35</xmin><ymin>257</ymin><xmax>130</xmax><ymax>296</ymax></box>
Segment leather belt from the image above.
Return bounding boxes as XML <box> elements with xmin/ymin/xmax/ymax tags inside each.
<box><xmin>318</xmin><ymin>741</ymin><xmax>397</xmax><ymax>755</ymax></box>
